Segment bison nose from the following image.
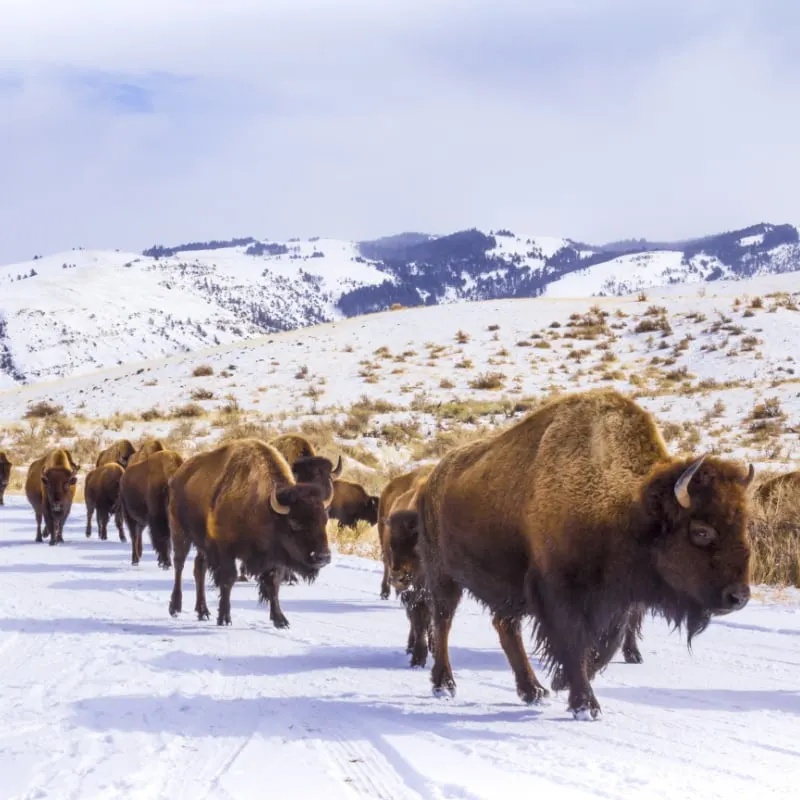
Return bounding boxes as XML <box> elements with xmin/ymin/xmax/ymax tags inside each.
<box><xmin>722</xmin><ymin>583</ymin><xmax>750</xmax><ymax>611</ymax></box>
<box><xmin>310</xmin><ymin>550</ymin><xmax>331</xmax><ymax>567</ymax></box>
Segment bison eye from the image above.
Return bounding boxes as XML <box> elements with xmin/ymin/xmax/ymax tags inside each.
<box><xmin>689</xmin><ymin>521</ymin><xmax>718</xmax><ymax>547</ymax></box>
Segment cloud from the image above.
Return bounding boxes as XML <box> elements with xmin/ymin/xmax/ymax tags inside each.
<box><xmin>0</xmin><ymin>0</ymin><xmax>799</xmax><ymax>263</ymax></box>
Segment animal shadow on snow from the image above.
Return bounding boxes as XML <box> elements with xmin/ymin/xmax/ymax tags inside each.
<box><xmin>238</xmin><ymin>597</ymin><xmax>391</xmax><ymax>615</ymax></box>
<box><xmin>0</xmin><ymin>616</ymin><xmax>214</xmax><ymax>638</ymax></box>
<box><xmin>150</xmin><ymin>644</ymin><xmax>515</xmax><ymax>678</ymax></box>
<box><xmin>0</xmin><ymin>562</ymin><xmax>121</xmax><ymax>575</ymax></box>
<box><xmin>51</xmin><ymin>577</ymin><xmax>173</xmax><ymax>593</ymax></box>
<box><xmin>600</xmin><ymin>686</ymin><xmax>800</xmax><ymax>715</ymax></box>
<box><xmin>72</xmin><ymin>692</ymin><xmax>545</xmax><ymax>743</ymax></box>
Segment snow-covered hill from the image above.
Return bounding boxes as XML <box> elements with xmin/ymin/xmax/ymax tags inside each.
<box><xmin>0</xmin><ymin>497</ymin><xmax>797</xmax><ymax>799</ymax></box>
<box><xmin>2</xmin><ymin>222</ymin><xmax>800</xmax><ymax>386</ymax></box>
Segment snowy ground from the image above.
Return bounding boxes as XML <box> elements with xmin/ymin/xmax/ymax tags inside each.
<box><xmin>1</xmin><ymin>496</ymin><xmax>798</xmax><ymax>800</ymax></box>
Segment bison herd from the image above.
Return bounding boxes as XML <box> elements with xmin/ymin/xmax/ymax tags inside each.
<box><xmin>0</xmin><ymin>388</ymin><xmax>772</xmax><ymax>720</ymax></box>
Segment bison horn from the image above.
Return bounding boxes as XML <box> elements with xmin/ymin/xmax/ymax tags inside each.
<box><xmin>269</xmin><ymin>485</ymin><xmax>291</xmax><ymax>516</ymax></box>
<box><xmin>674</xmin><ymin>454</ymin><xmax>707</xmax><ymax>509</ymax></box>
<box><xmin>331</xmin><ymin>455</ymin><xmax>343</xmax><ymax>479</ymax></box>
<box><xmin>740</xmin><ymin>463</ymin><xmax>755</xmax><ymax>488</ymax></box>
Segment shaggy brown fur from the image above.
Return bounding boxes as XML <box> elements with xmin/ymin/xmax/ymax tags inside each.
<box><xmin>120</xmin><ymin>450</ymin><xmax>183</xmax><ymax>568</ymax></box>
<box><xmin>0</xmin><ymin>450</ymin><xmax>11</xmax><ymax>506</ymax></box>
<box><xmin>95</xmin><ymin>439</ymin><xmax>136</xmax><ymax>469</ymax></box>
<box><xmin>378</xmin><ymin>466</ymin><xmax>433</xmax><ymax>599</ymax></box>
<box><xmin>168</xmin><ymin>438</ymin><xmax>333</xmax><ymax>627</ymax></box>
<box><xmin>328</xmin><ymin>479</ymin><xmax>379</xmax><ymax>531</ymax></box>
<box><xmin>755</xmin><ymin>471</ymin><xmax>800</xmax><ymax>504</ymax></box>
<box><xmin>417</xmin><ymin>388</ymin><xmax>754</xmax><ymax>720</ymax></box>
<box><xmin>269</xmin><ymin>434</ymin><xmax>317</xmax><ymax>465</ymax></box>
<box><xmin>25</xmin><ymin>449</ymin><xmax>80</xmax><ymax>544</ymax></box>
<box><xmin>127</xmin><ymin>439</ymin><xmax>165</xmax><ymax>467</ymax></box>
<box><xmin>85</xmin><ymin>463</ymin><xmax>126</xmax><ymax>541</ymax></box>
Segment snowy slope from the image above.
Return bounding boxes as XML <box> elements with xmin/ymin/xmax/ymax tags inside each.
<box><xmin>3</xmin><ymin>222</ymin><xmax>800</xmax><ymax>387</ymax></box>
<box><xmin>0</xmin><ymin>497</ymin><xmax>798</xmax><ymax>799</ymax></box>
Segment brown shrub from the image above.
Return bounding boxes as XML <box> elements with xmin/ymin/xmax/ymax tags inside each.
<box><xmin>192</xmin><ymin>364</ymin><xmax>214</xmax><ymax>377</ymax></box>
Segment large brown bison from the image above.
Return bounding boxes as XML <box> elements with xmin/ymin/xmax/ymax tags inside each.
<box><xmin>84</xmin><ymin>463</ymin><xmax>126</xmax><ymax>541</ymax></box>
<box><xmin>329</xmin><ymin>479</ymin><xmax>379</xmax><ymax>530</ymax></box>
<box><xmin>127</xmin><ymin>439</ymin><xmax>165</xmax><ymax>467</ymax></box>
<box><xmin>168</xmin><ymin>438</ymin><xmax>333</xmax><ymax>627</ymax></box>
<box><xmin>416</xmin><ymin>388</ymin><xmax>754</xmax><ymax>720</ymax></box>
<box><xmin>378</xmin><ymin>466</ymin><xmax>433</xmax><ymax>599</ymax></box>
<box><xmin>25</xmin><ymin>449</ymin><xmax>80</xmax><ymax>544</ymax></box>
<box><xmin>0</xmin><ymin>450</ymin><xmax>11</xmax><ymax>506</ymax></box>
<box><xmin>95</xmin><ymin>439</ymin><xmax>136</xmax><ymax>469</ymax></box>
<box><xmin>120</xmin><ymin>449</ymin><xmax>183</xmax><ymax>567</ymax></box>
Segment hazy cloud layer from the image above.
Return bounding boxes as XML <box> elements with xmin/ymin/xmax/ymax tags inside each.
<box><xmin>1</xmin><ymin>0</ymin><xmax>799</xmax><ymax>263</ymax></box>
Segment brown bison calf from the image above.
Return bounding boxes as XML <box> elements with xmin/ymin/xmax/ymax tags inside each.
<box><xmin>96</xmin><ymin>439</ymin><xmax>136</xmax><ymax>469</ymax></box>
<box><xmin>417</xmin><ymin>388</ymin><xmax>754</xmax><ymax>720</ymax></box>
<box><xmin>0</xmin><ymin>450</ymin><xmax>11</xmax><ymax>506</ymax></box>
<box><xmin>127</xmin><ymin>439</ymin><xmax>165</xmax><ymax>467</ymax></box>
<box><xmin>120</xmin><ymin>450</ymin><xmax>184</xmax><ymax>567</ymax></box>
<box><xmin>85</xmin><ymin>463</ymin><xmax>126</xmax><ymax>541</ymax></box>
<box><xmin>168</xmin><ymin>438</ymin><xmax>333</xmax><ymax>627</ymax></box>
<box><xmin>25</xmin><ymin>449</ymin><xmax>80</xmax><ymax>544</ymax></box>
<box><xmin>329</xmin><ymin>479</ymin><xmax>379</xmax><ymax>531</ymax></box>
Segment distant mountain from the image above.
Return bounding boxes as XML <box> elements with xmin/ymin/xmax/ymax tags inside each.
<box><xmin>1</xmin><ymin>222</ymin><xmax>799</xmax><ymax>386</ymax></box>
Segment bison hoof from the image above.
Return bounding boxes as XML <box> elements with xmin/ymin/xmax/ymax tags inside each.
<box><xmin>432</xmin><ymin>683</ymin><xmax>456</xmax><ymax>699</ymax></box>
<box><xmin>217</xmin><ymin>616</ymin><xmax>232</xmax><ymax>626</ymax></box>
<box><xmin>380</xmin><ymin>589</ymin><xmax>390</xmax><ymax>600</ymax></box>
<box><xmin>571</xmin><ymin>705</ymin><xmax>602</xmax><ymax>721</ymax></box>
<box><xmin>237</xmin><ymin>574</ymin><xmax>249</xmax><ymax>582</ymax></box>
<box><xmin>35</xmin><ymin>536</ymin><xmax>43</xmax><ymax>543</ymax></box>
<box><xmin>410</xmin><ymin>648</ymin><xmax>428</xmax><ymax>668</ymax></box>
<box><xmin>272</xmin><ymin>615</ymin><xmax>290</xmax><ymax>629</ymax></box>
<box><xmin>196</xmin><ymin>607</ymin><xmax>211</xmax><ymax>621</ymax></box>
<box><xmin>49</xmin><ymin>538</ymin><xmax>58</xmax><ymax>547</ymax></box>
<box><xmin>623</xmin><ymin>646</ymin><xmax>643</xmax><ymax>664</ymax></box>
<box><xmin>119</xmin><ymin>535</ymin><xmax>127</xmax><ymax>542</ymax></box>
<box><xmin>519</xmin><ymin>684</ymin><xmax>549</xmax><ymax>705</ymax></box>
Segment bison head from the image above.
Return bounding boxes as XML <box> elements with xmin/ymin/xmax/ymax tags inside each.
<box><xmin>388</xmin><ymin>510</ymin><xmax>422</xmax><ymax>592</ymax></box>
<box><xmin>642</xmin><ymin>454</ymin><xmax>754</xmax><ymax>639</ymax></box>
<box><xmin>291</xmin><ymin>455</ymin><xmax>342</xmax><ymax>495</ymax></box>
<box><xmin>41</xmin><ymin>466</ymin><xmax>78</xmax><ymax>516</ymax></box>
<box><xmin>362</xmin><ymin>495</ymin><xmax>380</xmax><ymax>526</ymax></box>
<box><xmin>269</xmin><ymin>482</ymin><xmax>333</xmax><ymax>577</ymax></box>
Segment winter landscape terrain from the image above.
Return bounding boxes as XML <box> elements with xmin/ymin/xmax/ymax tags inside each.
<box><xmin>2</xmin><ymin>221</ymin><xmax>800</xmax><ymax>388</ymax></box>
<box><xmin>2</xmin><ymin>228</ymin><xmax>800</xmax><ymax>799</ymax></box>
<box><xmin>0</xmin><ymin>498</ymin><xmax>798</xmax><ymax>800</ymax></box>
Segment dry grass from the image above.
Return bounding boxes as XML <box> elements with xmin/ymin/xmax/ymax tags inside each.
<box><xmin>750</xmin><ymin>481</ymin><xmax>800</xmax><ymax>586</ymax></box>
<box><xmin>192</xmin><ymin>364</ymin><xmax>214</xmax><ymax>377</ymax></box>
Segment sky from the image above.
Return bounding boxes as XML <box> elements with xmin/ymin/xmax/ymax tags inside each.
<box><xmin>1</xmin><ymin>0</ymin><xmax>799</xmax><ymax>264</ymax></box>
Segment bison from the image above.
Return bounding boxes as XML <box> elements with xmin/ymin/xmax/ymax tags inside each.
<box><xmin>95</xmin><ymin>439</ymin><xmax>135</xmax><ymax>469</ymax></box>
<box><xmin>416</xmin><ymin>388</ymin><xmax>754</xmax><ymax>720</ymax></box>
<box><xmin>329</xmin><ymin>479</ymin><xmax>379</xmax><ymax>531</ymax></box>
<box><xmin>167</xmin><ymin>438</ymin><xmax>333</xmax><ymax>627</ymax></box>
<box><xmin>84</xmin><ymin>463</ymin><xmax>126</xmax><ymax>541</ymax></box>
<box><xmin>378</xmin><ymin>466</ymin><xmax>433</xmax><ymax>599</ymax></box>
<box><xmin>25</xmin><ymin>448</ymin><xmax>80</xmax><ymax>544</ymax></box>
<box><xmin>127</xmin><ymin>439</ymin><xmax>165</xmax><ymax>467</ymax></box>
<box><xmin>754</xmin><ymin>470</ymin><xmax>800</xmax><ymax>505</ymax></box>
<box><xmin>120</xmin><ymin>449</ymin><xmax>184</xmax><ymax>567</ymax></box>
<box><xmin>0</xmin><ymin>450</ymin><xmax>11</xmax><ymax>506</ymax></box>
<box><xmin>385</xmin><ymin>508</ymin><xmax>434</xmax><ymax>668</ymax></box>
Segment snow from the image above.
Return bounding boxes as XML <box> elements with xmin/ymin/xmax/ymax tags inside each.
<box><xmin>740</xmin><ymin>233</ymin><xmax>765</xmax><ymax>248</ymax></box>
<box><xmin>0</xmin><ymin>496</ymin><xmax>798</xmax><ymax>799</ymax></box>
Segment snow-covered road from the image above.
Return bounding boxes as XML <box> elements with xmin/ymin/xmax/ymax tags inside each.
<box><xmin>0</xmin><ymin>496</ymin><xmax>798</xmax><ymax>799</ymax></box>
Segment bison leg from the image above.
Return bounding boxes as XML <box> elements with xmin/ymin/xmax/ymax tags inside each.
<box><xmin>97</xmin><ymin>507</ymin><xmax>109</xmax><ymax>541</ymax></box>
<box><xmin>34</xmin><ymin>509</ymin><xmax>43</xmax><ymax>543</ymax></box>
<box><xmin>493</xmin><ymin>614</ymin><xmax>549</xmax><ymax>705</ymax></box>
<box><xmin>380</xmin><ymin>561</ymin><xmax>391</xmax><ymax>600</ymax></box>
<box><xmin>85</xmin><ymin>499</ymin><xmax>95</xmax><ymax>538</ymax></box>
<box><xmin>429</xmin><ymin>577</ymin><xmax>462</xmax><ymax>698</ymax></box>
<box><xmin>45</xmin><ymin>510</ymin><xmax>59</xmax><ymax>546</ymax></box>
<box><xmin>148</xmin><ymin>514</ymin><xmax>173</xmax><ymax>570</ymax></box>
<box><xmin>622</xmin><ymin>605</ymin><xmax>644</xmax><ymax>664</ymax></box>
<box><xmin>237</xmin><ymin>561</ymin><xmax>248</xmax><ymax>582</ymax></box>
<box><xmin>407</xmin><ymin>592</ymin><xmax>432</xmax><ymax>668</ymax></box>
<box><xmin>114</xmin><ymin>507</ymin><xmax>126</xmax><ymax>542</ymax></box>
<box><xmin>258</xmin><ymin>569</ymin><xmax>290</xmax><ymax>629</ymax></box>
<box><xmin>193</xmin><ymin>552</ymin><xmax>211</xmax><ymax>621</ymax></box>
<box><xmin>168</xmin><ymin>525</ymin><xmax>191</xmax><ymax>618</ymax></box>
<box><xmin>214</xmin><ymin>559</ymin><xmax>237</xmax><ymax>626</ymax></box>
